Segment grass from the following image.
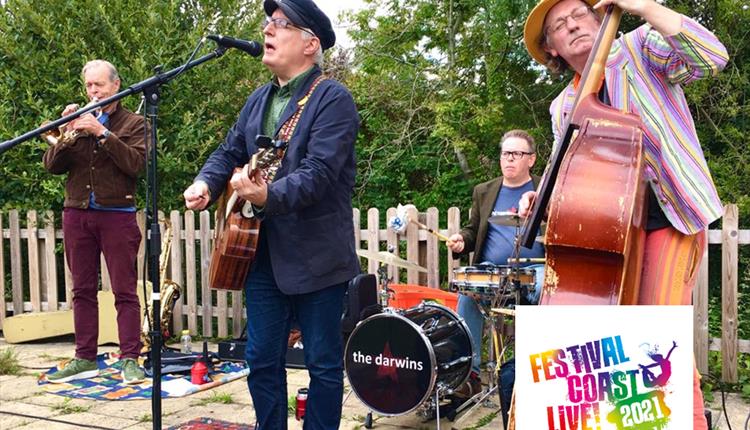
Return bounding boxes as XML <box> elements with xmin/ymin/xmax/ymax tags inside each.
<box><xmin>51</xmin><ymin>398</ymin><xmax>91</xmax><ymax>414</ymax></box>
<box><xmin>702</xmin><ymin>350</ymin><xmax>750</xmax><ymax>402</ymax></box>
<box><xmin>460</xmin><ymin>411</ymin><xmax>498</xmax><ymax>430</ymax></box>
<box><xmin>139</xmin><ymin>411</ymin><xmax>174</xmax><ymax>421</ymax></box>
<box><xmin>190</xmin><ymin>391</ymin><xmax>235</xmax><ymax>406</ymax></box>
<box><xmin>39</xmin><ymin>352</ymin><xmax>69</xmax><ymax>362</ymax></box>
<box><xmin>0</xmin><ymin>347</ymin><xmax>23</xmax><ymax>375</ymax></box>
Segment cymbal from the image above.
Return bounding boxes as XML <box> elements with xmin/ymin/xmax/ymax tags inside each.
<box><xmin>356</xmin><ymin>249</ymin><xmax>428</xmax><ymax>272</ymax></box>
<box><xmin>488</xmin><ymin>211</ymin><xmax>524</xmax><ymax>226</ymax></box>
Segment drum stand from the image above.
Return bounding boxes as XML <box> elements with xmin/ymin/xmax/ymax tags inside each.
<box><xmin>449</xmin><ymin>292</ymin><xmax>510</xmax><ymax>428</ymax></box>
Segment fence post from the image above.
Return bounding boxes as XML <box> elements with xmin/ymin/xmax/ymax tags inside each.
<box><xmin>426</xmin><ymin>208</ymin><xmax>440</xmax><ymax>288</ymax></box>
<box><xmin>199</xmin><ymin>210</ymin><xmax>213</xmax><ymax>338</ymax></box>
<box><xmin>64</xmin><ymin>239</ymin><xmax>73</xmax><ymax>308</ymax></box>
<box><xmin>185</xmin><ymin>210</ymin><xmax>198</xmax><ymax>335</ymax></box>
<box><xmin>137</xmin><ymin>211</ymin><xmax>147</xmax><ymax>284</ymax></box>
<box><xmin>693</xmin><ymin>228</ymin><xmax>709</xmax><ymax>375</ymax></box>
<box><xmin>406</xmin><ymin>206</ymin><xmax>419</xmax><ymax>285</ymax></box>
<box><xmin>43</xmin><ymin>211</ymin><xmax>58</xmax><ymax>311</ymax></box>
<box><xmin>0</xmin><ymin>211</ymin><xmax>6</xmax><ymax>327</ymax></box>
<box><xmin>721</xmin><ymin>204</ymin><xmax>739</xmax><ymax>383</ymax></box>
<box><xmin>352</xmin><ymin>208</ymin><xmax>361</xmax><ymax>249</ymax></box>
<box><xmin>366</xmin><ymin>208</ymin><xmax>379</xmax><ymax>276</ymax></box>
<box><xmin>169</xmin><ymin>210</ymin><xmax>185</xmax><ymax>334</ymax></box>
<box><xmin>10</xmin><ymin>210</ymin><xmax>23</xmax><ymax>315</ymax></box>
<box><xmin>386</xmin><ymin>207</ymin><xmax>398</xmax><ymax>282</ymax></box>
<box><xmin>27</xmin><ymin>211</ymin><xmax>41</xmax><ymax>312</ymax></box>
<box><xmin>446</xmin><ymin>207</ymin><xmax>461</xmax><ymax>282</ymax></box>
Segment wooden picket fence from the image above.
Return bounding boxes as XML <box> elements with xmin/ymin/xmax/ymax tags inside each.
<box><xmin>0</xmin><ymin>205</ymin><xmax>747</xmax><ymax>382</ymax></box>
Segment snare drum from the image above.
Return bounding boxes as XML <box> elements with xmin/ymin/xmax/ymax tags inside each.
<box><xmin>450</xmin><ymin>264</ymin><xmax>504</xmax><ymax>299</ymax></box>
<box><xmin>344</xmin><ymin>303</ymin><xmax>473</xmax><ymax>416</ymax></box>
<box><xmin>451</xmin><ymin>265</ymin><xmax>538</xmax><ymax>302</ymax></box>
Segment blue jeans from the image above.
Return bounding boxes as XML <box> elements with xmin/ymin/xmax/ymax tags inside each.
<box><xmin>525</xmin><ymin>264</ymin><xmax>545</xmax><ymax>305</ymax></box>
<box><xmin>245</xmin><ymin>266</ymin><xmax>347</xmax><ymax>430</ymax></box>
<box><xmin>457</xmin><ymin>294</ymin><xmax>484</xmax><ymax>374</ymax></box>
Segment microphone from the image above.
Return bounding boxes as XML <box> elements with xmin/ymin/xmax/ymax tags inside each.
<box><xmin>206</xmin><ymin>35</ymin><xmax>263</xmax><ymax>57</ymax></box>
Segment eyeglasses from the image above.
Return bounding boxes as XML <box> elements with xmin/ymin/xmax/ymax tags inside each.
<box><xmin>263</xmin><ymin>17</ymin><xmax>316</xmax><ymax>37</ymax></box>
<box><xmin>501</xmin><ymin>151</ymin><xmax>533</xmax><ymax>160</ymax></box>
<box><xmin>545</xmin><ymin>6</ymin><xmax>591</xmax><ymax>35</ymax></box>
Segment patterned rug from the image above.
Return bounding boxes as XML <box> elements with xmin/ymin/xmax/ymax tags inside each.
<box><xmin>167</xmin><ymin>417</ymin><xmax>255</xmax><ymax>430</ymax></box>
<box><xmin>38</xmin><ymin>353</ymin><xmax>249</xmax><ymax>400</ymax></box>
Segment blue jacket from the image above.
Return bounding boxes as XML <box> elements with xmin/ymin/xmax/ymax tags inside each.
<box><xmin>196</xmin><ymin>67</ymin><xmax>360</xmax><ymax>294</ymax></box>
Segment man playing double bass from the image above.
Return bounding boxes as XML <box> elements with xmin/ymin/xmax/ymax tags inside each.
<box><xmin>520</xmin><ymin>0</ymin><xmax>728</xmax><ymax>428</ymax></box>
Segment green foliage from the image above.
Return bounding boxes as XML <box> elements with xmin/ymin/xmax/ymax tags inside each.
<box><xmin>0</xmin><ymin>0</ymin><xmax>269</xmax><ymax>212</ymax></box>
<box><xmin>0</xmin><ymin>347</ymin><xmax>22</xmax><ymax>375</ymax></box>
<box><xmin>705</xmin><ymin>350</ymin><xmax>750</xmax><ymax>401</ymax></box>
<box><xmin>287</xmin><ymin>394</ymin><xmax>296</xmax><ymax>417</ymax></box>
<box><xmin>191</xmin><ymin>391</ymin><xmax>235</xmax><ymax>406</ymax></box>
<box><xmin>50</xmin><ymin>398</ymin><xmax>91</xmax><ymax>414</ymax></box>
<box><xmin>345</xmin><ymin>0</ymin><xmax>557</xmax><ymax>212</ymax></box>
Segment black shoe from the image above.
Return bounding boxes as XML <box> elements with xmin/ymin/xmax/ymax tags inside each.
<box><xmin>453</xmin><ymin>373</ymin><xmax>482</xmax><ymax>399</ymax></box>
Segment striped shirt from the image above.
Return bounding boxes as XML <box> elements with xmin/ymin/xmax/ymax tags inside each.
<box><xmin>549</xmin><ymin>16</ymin><xmax>728</xmax><ymax>235</ymax></box>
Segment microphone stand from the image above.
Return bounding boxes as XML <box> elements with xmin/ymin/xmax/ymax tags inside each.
<box><xmin>0</xmin><ymin>46</ymin><xmax>228</xmax><ymax>430</ymax></box>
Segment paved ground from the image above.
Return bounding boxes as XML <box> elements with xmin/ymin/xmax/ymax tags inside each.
<box><xmin>0</xmin><ymin>336</ymin><xmax>503</xmax><ymax>429</ymax></box>
<box><xmin>1</xmin><ymin>337</ymin><xmax>747</xmax><ymax>429</ymax></box>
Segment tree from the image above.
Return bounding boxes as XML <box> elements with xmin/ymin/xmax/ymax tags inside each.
<box><xmin>0</xmin><ymin>0</ymin><xmax>269</xmax><ymax>212</ymax></box>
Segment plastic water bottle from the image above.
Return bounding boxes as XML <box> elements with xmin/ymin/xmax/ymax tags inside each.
<box><xmin>180</xmin><ymin>330</ymin><xmax>192</xmax><ymax>354</ymax></box>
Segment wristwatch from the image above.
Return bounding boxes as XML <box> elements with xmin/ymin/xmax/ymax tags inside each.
<box><xmin>97</xmin><ymin>129</ymin><xmax>111</xmax><ymax>141</ymax></box>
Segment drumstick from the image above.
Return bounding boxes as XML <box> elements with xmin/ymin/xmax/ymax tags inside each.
<box><xmin>507</xmin><ymin>257</ymin><xmax>545</xmax><ymax>264</ymax></box>
<box><xmin>409</xmin><ymin>219</ymin><xmax>451</xmax><ymax>242</ymax></box>
<box><xmin>491</xmin><ymin>308</ymin><xmax>516</xmax><ymax>317</ymax></box>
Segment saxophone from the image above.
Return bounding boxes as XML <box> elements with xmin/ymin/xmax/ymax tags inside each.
<box><xmin>141</xmin><ymin>219</ymin><xmax>183</xmax><ymax>352</ymax></box>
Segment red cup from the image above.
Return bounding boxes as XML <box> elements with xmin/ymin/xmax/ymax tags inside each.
<box><xmin>295</xmin><ymin>387</ymin><xmax>308</xmax><ymax>421</ymax></box>
<box><xmin>190</xmin><ymin>360</ymin><xmax>208</xmax><ymax>385</ymax></box>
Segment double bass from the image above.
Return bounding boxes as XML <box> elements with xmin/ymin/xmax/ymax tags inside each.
<box><xmin>521</xmin><ymin>5</ymin><xmax>647</xmax><ymax>306</ymax></box>
<box><xmin>507</xmin><ymin>5</ymin><xmax>647</xmax><ymax>427</ymax></box>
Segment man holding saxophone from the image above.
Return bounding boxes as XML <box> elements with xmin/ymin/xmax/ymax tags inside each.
<box><xmin>43</xmin><ymin>60</ymin><xmax>147</xmax><ymax>385</ymax></box>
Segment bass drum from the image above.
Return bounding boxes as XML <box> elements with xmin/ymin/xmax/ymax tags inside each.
<box><xmin>344</xmin><ymin>303</ymin><xmax>473</xmax><ymax>416</ymax></box>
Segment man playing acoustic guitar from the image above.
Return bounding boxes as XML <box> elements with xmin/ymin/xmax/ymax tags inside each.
<box><xmin>183</xmin><ymin>0</ymin><xmax>360</xmax><ymax>428</ymax></box>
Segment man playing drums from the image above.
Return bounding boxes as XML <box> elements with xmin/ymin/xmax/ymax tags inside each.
<box><xmin>447</xmin><ymin>129</ymin><xmax>545</xmax><ymax>400</ymax></box>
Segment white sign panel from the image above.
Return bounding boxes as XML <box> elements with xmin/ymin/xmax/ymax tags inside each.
<box><xmin>515</xmin><ymin>306</ymin><xmax>693</xmax><ymax>430</ymax></box>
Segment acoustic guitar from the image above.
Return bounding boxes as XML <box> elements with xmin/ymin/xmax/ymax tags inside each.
<box><xmin>208</xmin><ymin>138</ymin><xmax>287</xmax><ymax>291</ymax></box>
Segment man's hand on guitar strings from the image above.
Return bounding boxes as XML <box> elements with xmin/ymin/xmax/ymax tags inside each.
<box><xmin>231</xmin><ymin>163</ymin><xmax>268</xmax><ymax>206</ymax></box>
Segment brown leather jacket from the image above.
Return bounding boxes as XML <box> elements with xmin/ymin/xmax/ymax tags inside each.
<box><xmin>43</xmin><ymin>103</ymin><xmax>146</xmax><ymax>208</ymax></box>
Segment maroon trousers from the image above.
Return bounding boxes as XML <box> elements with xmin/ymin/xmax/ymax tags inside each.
<box><xmin>63</xmin><ymin>208</ymin><xmax>142</xmax><ymax>360</ymax></box>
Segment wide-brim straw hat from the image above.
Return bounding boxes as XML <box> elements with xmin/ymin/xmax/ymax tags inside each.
<box><xmin>523</xmin><ymin>0</ymin><xmax>600</xmax><ymax>65</ymax></box>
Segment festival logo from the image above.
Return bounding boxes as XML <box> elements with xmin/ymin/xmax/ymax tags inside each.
<box><xmin>515</xmin><ymin>306</ymin><xmax>693</xmax><ymax>429</ymax></box>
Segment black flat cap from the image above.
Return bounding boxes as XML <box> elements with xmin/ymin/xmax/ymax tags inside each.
<box><xmin>264</xmin><ymin>0</ymin><xmax>336</xmax><ymax>51</ymax></box>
